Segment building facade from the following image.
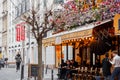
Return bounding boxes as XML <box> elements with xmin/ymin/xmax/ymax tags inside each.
<box><xmin>1</xmin><ymin>0</ymin><xmax>9</xmax><ymax>59</ymax></box>
<box><xmin>0</xmin><ymin>0</ymin><xmax>3</xmax><ymax>59</ymax></box>
<box><xmin>1</xmin><ymin>0</ymin><xmax>119</xmax><ymax>68</ymax></box>
<box><xmin>5</xmin><ymin>0</ymin><xmax>63</xmax><ymax>65</ymax></box>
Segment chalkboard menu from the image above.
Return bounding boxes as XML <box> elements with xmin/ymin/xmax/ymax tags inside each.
<box><xmin>28</xmin><ymin>64</ymin><xmax>39</xmax><ymax>77</ymax></box>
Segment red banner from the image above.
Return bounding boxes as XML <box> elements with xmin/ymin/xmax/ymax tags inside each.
<box><xmin>21</xmin><ymin>26</ymin><xmax>25</xmax><ymax>41</ymax></box>
<box><xmin>16</xmin><ymin>22</ymin><xmax>26</xmax><ymax>42</ymax></box>
<box><xmin>16</xmin><ymin>26</ymin><xmax>21</xmax><ymax>41</ymax></box>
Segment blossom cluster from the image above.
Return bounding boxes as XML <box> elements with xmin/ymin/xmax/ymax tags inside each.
<box><xmin>53</xmin><ymin>0</ymin><xmax>120</xmax><ymax>33</ymax></box>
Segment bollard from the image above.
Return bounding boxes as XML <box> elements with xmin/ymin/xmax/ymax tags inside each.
<box><xmin>45</xmin><ymin>65</ymin><xmax>48</xmax><ymax>74</ymax></box>
<box><xmin>58</xmin><ymin>68</ymin><xmax>60</xmax><ymax>79</ymax></box>
<box><xmin>51</xmin><ymin>69</ymin><xmax>54</xmax><ymax>80</ymax></box>
<box><xmin>0</xmin><ymin>64</ymin><xmax>1</xmax><ymax>70</ymax></box>
<box><xmin>21</xmin><ymin>64</ymin><xmax>24</xmax><ymax>80</ymax></box>
<box><xmin>42</xmin><ymin>61</ymin><xmax>44</xmax><ymax>78</ymax></box>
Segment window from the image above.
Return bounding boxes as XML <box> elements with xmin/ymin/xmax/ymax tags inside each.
<box><xmin>25</xmin><ymin>0</ymin><xmax>27</xmax><ymax>11</ymax></box>
<box><xmin>20</xmin><ymin>4</ymin><xmax>22</xmax><ymax>14</ymax></box>
<box><xmin>43</xmin><ymin>0</ymin><xmax>47</xmax><ymax>7</ymax></box>
<box><xmin>26</xmin><ymin>0</ymin><xmax>30</xmax><ymax>11</ymax></box>
<box><xmin>19</xmin><ymin>4</ymin><xmax>21</xmax><ymax>15</ymax></box>
<box><xmin>12</xmin><ymin>28</ymin><xmax>14</xmax><ymax>42</ymax></box>
<box><xmin>9</xmin><ymin>29</ymin><xmax>11</xmax><ymax>43</ymax></box>
<box><xmin>15</xmin><ymin>0</ymin><xmax>30</xmax><ymax>18</ymax></box>
<box><xmin>54</xmin><ymin>0</ymin><xmax>64</xmax><ymax>4</ymax></box>
<box><xmin>22</xmin><ymin>1</ymin><xmax>25</xmax><ymax>13</ymax></box>
<box><xmin>16</xmin><ymin>8</ymin><xmax>19</xmax><ymax>17</ymax></box>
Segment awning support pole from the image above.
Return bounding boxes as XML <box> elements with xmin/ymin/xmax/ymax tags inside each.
<box><xmin>118</xmin><ymin>35</ymin><xmax>120</xmax><ymax>56</ymax></box>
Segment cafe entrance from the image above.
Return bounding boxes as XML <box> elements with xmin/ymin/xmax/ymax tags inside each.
<box><xmin>54</xmin><ymin>29</ymin><xmax>93</xmax><ymax>67</ymax></box>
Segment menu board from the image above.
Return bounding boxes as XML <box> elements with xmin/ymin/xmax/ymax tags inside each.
<box><xmin>28</xmin><ymin>64</ymin><xmax>39</xmax><ymax>77</ymax></box>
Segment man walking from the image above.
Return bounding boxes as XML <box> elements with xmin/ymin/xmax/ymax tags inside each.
<box><xmin>15</xmin><ymin>53</ymin><xmax>22</xmax><ymax>72</ymax></box>
<box><xmin>102</xmin><ymin>53</ymin><xmax>112</xmax><ymax>80</ymax></box>
<box><xmin>109</xmin><ymin>50</ymin><xmax>120</xmax><ymax>80</ymax></box>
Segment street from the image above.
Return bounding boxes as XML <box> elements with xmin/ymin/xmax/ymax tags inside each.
<box><xmin>0</xmin><ymin>65</ymin><xmax>58</xmax><ymax>80</ymax></box>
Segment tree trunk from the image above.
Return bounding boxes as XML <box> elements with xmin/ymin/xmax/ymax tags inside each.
<box><xmin>37</xmin><ymin>39</ymin><xmax>42</xmax><ymax>80</ymax></box>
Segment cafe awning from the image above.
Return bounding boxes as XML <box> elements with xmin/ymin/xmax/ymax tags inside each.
<box><xmin>42</xmin><ymin>19</ymin><xmax>113</xmax><ymax>46</ymax></box>
<box><xmin>42</xmin><ymin>24</ymin><xmax>94</xmax><ymax>46</ymax></box>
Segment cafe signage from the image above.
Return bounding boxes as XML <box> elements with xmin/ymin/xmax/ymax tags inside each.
<box><xmin>61</xmin><ymin>29</ymin><xmax>92</xmax><ymax>41</ymax></box>
<box><xmin>42</xmin><ymin>29</ymin><xmax>93</xmax><ymax>46</ymax></box>
<box><xmin>114</xmin><ymin>14</ymin><xmax>120</xmax><ymax>35</ymax></box>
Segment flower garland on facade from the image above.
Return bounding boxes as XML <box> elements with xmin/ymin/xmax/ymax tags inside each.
<box><xmin>53</xmin><ymin>0</ymin><xmax>120</xmax><ymax>34</ymax></box>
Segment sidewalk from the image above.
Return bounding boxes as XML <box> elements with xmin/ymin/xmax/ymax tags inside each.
<box><xmin>19</xmin><ymin>64</ymin><xmax>58</xmax><ymax>80</ymax></box>
<box><xmin>2</xmin><ymin>64</ymin><xmax>58</xmax><ymax>80</ymax></box>
<box><xmin>26</xmin><ymin>68</ymin><xmax>58</xmax><ymax>80</ymax></box>
<box><xmin>43</xmin><ymin>68</ymin><xmax>58</xmax><ymax>80</ymax></box>
<box><xmin>5</xmin><ymin>64</ymin><xmax>58</xmax><ymax>80</ymax></box>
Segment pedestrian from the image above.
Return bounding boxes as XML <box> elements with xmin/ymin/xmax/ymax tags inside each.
<box><xmin>95</xmin><ymin>56</ymin><xmax>101</xmax><ymax>68</ymax></box>
<box><xmin>4</xmin><ymin>57</ymin><xmax>8</xmax><ymax>68</ymax></box>
<box><xmin>102</xmin><ymin>52</ymin><xmax>112</xmax><ymax>80</ymax></box>
<box><xmin>15</xmin><ymin>53</ymin><xmax>22</xmax><ymax>72</ymax></box>
<box><xmin>109</xmin><ymin>50</ymin><xmax>120</xmax><ymax>80</ymax></box>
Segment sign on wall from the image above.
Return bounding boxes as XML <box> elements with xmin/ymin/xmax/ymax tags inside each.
<box><xmin>16</xmin><ymin>26</ymin><xmax>21</xmax><ymax>41</ymax></box>
<box><xmin>55</xmin><ymin>36</ymin><xmax>61</xmax><ymax>45</ymax></box>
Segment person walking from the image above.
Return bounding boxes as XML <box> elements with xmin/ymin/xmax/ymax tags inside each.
<box><xmin>109</xmin><ymin>50</ymin><xmax>120</xmax><ymax>80</ymax></box>
<box><xmin>102</xmin><ymin>53</ymin><xmax>112</xmax><ymax>80</ymax></box>
<box><xmin>4</xmin><ymin>57</ymin><xmax>8</xmax><ymax>68</ymax></box>
<box><xmin>15</xmin><ymin>53</ymin><xmax>22</xmax><ymax>72</ymax></box>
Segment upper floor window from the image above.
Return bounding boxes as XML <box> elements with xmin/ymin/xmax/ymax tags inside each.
<box><xmin>15</xmin><ymin>0</ymin><xmax>30</xmax><ymax>18</ymax></box>
<box><xmin>54</xmin><ymin>0</ymin><xmax>64</xmax><ymax>4</ymax></box>
<box><xmin>26</xmin><ymin>0</ymin><xmax>30</xmax><ymax>11</ymax></box>
<box><xmin>43</xmin><ymin>0</ymin><xmax>47</xmax><ymax>7</ymax></box>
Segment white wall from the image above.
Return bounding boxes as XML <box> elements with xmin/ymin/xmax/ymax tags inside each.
<box><xmin>46</xmin><ymin>46</ymin><xmax>55</xmax><ymax>65</ymax></box>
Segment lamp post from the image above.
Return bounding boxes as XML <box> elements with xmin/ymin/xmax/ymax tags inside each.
<box><xmin>21</xmin><ymin>40</ymin><xmax>25</xmax><ymax>80</ymax></box>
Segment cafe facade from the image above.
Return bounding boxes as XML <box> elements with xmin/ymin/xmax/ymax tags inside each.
<box><xmin>114</xmin><ymin>14</ymin><xmax>120</xmax><ymax>55</ymax></box>
<box><xmin>42</xmin><ymin>19</ymin><xmax>115</xmax><ymax>67</ymax></box>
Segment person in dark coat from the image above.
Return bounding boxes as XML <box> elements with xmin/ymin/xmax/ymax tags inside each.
<box><xmin>95</xmin><ymin>56</ymin><xmax>102</xmax><ymax>68</ymax></box>
<box><xmin>102</xmin><ymin>53</ymin><xmax>112</xmax><ymax>80</ymax></box>
<box><xmin>15</xmin><ymin>53</ymin><xmax>22</xmax><ymax>72</ymax></box>
<box><xmin>4</xmin><ymin>58</ymin><xmax>8</xmax><ymax>68</ymax></box>
<box><xmin>70</xmin><ymin>60</ymin><xmax>78</xmax><ymax>68</ymax></box>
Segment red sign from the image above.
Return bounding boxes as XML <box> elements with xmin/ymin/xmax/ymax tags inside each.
<box><xmin>16</xmin><ymin>22</ymin><xmax>26</xmax><ymax>42</ymax></box>
<box><xmin>21</xmin><ymin>26</ymin><xmax>25</xmax><ymax>41</ymax></box>
<box><xmin>16</xmin><ymin>26</ymin><xmax>21</xmax><ymax>41</ymax></box>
